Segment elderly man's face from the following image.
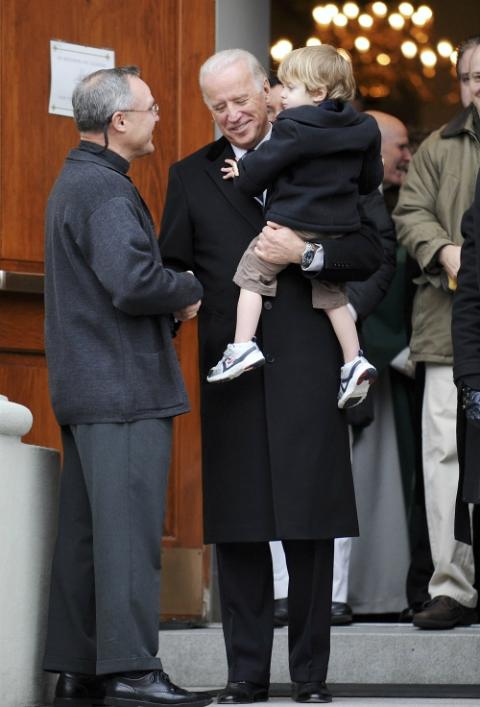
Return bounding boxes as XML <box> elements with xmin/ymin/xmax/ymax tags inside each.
<box><xmin>469</xmin><ymin>45</ymin><xmax>480</xmax><ymax>115</ymax></box>
<box><xmin>267</xmin><ymin>83</ymin><xmax>284</xmax><ymax>122</ymax></box>
<box><xmin>382</xmin><ymin>121</ymin><xmax>411</xmax><ymax>188</ymax></box>
<box><xmin>203</xmin><ymin>60</ymin><xmax>270</xmax><ymax>150</ymax></box>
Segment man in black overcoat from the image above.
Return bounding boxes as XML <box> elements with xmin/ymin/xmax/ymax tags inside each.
<box><xmin>160</xmin><ymin>49</ymin><xmax>382</xmax><ymax>704</ymax></box>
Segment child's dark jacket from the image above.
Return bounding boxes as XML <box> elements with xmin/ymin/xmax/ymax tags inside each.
<box><xmin>236</xmin><ymin>102</ymin><xmax>383</xmax><ymax>234</ymax></box>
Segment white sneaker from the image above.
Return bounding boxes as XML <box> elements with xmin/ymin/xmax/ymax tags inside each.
<box><xmin>207</xmin><ymin>340</ymin><xmax>265</xmax><ymax>383</ymax></box>
<box><xmin>338</xmin><ymin>354</ymin><xmax>377</xmax><ymax>409</ymax></box>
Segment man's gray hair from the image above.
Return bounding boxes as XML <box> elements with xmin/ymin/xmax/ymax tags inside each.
<box><xmin>456</xmin><ymin>36</ymin><xmax>480</xmax><ymax>76</ymax></box>
<box><xmin>199</xmin><ymin>49</ymin><xmax>267</xmax><ymax>103</ymax></box>
<box><xmin>72</xmin><ymin>66</ymin><xmax>140</xmax><ymax>132</ymax></box>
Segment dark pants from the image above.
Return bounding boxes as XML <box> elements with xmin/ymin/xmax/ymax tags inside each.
<box><xmin>216</xmin><ymin>539</ymin><xmax>334</xmax><ymax>686</ymax></box>
<box><xmin>43</xmin><ymin>419</ymin><xmax>172</xmax><ymax>675</ymax></box>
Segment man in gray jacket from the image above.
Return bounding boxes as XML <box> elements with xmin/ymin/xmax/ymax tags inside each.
<box><xmin>43</xmin><ymin>66</ymin><xmax>209</xmax><ymax>707</ymax></box>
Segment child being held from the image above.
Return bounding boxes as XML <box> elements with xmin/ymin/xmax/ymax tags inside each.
<box><xmin>207</xmin><ymin>45</ymin><xmax>383</xmax><ymax>409</ymax></box>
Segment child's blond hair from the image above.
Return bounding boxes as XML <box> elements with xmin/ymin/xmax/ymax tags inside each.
<box><xmin>278</xmin><ymin>45</ymin><xmax>355</xmax><ymax>102</ymax></box>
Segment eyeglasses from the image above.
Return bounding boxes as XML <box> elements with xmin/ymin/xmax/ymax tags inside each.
<box><xmin>118</xmin><ymin>103</ymin><xmax>159</xmax><ymax>115</ymax></box>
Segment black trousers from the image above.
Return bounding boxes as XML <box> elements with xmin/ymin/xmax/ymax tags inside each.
<box><xmin>216</xmin><ymin>539</ymin><xmax>334</xmax><ymax>685</ymax></box>
<box><xmin>43</xmin><ymin>419</ymin><xmax>172</xmax><ymax>675</ymax></box>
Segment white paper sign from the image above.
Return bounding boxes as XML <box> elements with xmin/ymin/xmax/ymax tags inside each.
<box><xmin>49</xmin><ymin>40</ymin><xmax>115</xmax><ymax>117</ymax></box>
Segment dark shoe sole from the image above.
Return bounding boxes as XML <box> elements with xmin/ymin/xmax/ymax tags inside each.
<box><xmin>217</xmin><ymin>691</ymin><xmax>268</xmax><ymax>704</ymax></box>
<box><xmin>330</xmin><ymin>614</ymin><xmax>353</xmax><ymax>626</ymax></box>
<box><xmin>104</xmin><ymin>698</ymin><xmax>212</xmax><ymax>707</ymax></box>
<box><xmin>55</xmin><ymin>699</ymin><xmax>105</xmax><ymax>706</ymax></box>
<box><xmin>293</xmin><ymin>696</ymin><xmax>332</xmax><ymax>704</ymax></box>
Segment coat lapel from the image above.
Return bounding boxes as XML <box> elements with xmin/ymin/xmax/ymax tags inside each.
<box><xmin>204</xmin><ymin>138</ymin><xmax>264</xmax><ymax>232</ymax></box>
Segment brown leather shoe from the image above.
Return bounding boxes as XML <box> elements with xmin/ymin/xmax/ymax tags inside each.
<box><xmin>413</xmin><ymin>595</ymin><xmax>478</xmax><ymax>629</ymax></box>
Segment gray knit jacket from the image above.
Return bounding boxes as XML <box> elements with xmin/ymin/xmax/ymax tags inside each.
<box><xmin>44</xmin><ymin>142</ymin><xmax>202</xmax><ymax>424</ymax></box>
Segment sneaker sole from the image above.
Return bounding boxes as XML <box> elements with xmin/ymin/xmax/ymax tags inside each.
<box><xmin>207</xmin><ymin>356</ymin><xmax>265</xmax><ymax>383</ymax></box>
<box><xmin>338</xmin><ymin>369</ymin><xmax>377</xmax><ymax>409</ymax></box>
<box><xmin>104</xmin><ymin>698</ymin><xmax>212</xmax><ymax>707</ymax></box>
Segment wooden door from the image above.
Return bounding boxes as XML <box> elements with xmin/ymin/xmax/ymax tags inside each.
<box><xmin>0</xmin><ymin>0</ymin><xmax>214</xmax><ymax>618</ymax></box>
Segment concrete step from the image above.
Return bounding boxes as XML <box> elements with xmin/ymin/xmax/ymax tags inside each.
<box><xmin>159</xmin><ymin>623</ymin><xmax>480</xmax><ymax>691</ymax></box>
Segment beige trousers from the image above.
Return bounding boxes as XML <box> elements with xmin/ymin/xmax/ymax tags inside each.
<box><xmin>422</xmin><ymin>364</ymin><xmax>477</xmax><ymax>607</ymax></box>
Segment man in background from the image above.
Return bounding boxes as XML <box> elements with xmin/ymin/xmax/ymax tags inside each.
<box><xmin>394</xmin><ymin>36</ymin><xmax>480</xmax><ymax>629</ymax></box>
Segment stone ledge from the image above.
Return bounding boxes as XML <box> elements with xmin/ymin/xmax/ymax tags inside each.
<box><xmin>159</xmin><ymin>623</ymin><xmax>480</xmax><ymax>687</ymax></box>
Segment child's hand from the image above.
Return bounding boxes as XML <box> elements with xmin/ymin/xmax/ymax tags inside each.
<box><xmin>221</xmin><ymin>158</ymin><xmax>239</xmax><ymax>180</ymax></box>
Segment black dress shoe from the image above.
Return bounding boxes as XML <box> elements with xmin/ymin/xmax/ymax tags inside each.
<box><xmin>105</xmin><ymin>670</ymin><xmax>212</xmax><ymax>706</ymax></box>
<box><xmin>330</xmin><ymin>601</ymin><xmax>353</xmax><ymax>626</ymax></box>
<box><xmin>274</xmin><ymin>597</ymin><xmax>288</xmax><ymax>627</ymax></box>
<box><xmin>217</xmin><ymin>681</ymin><xmax>269</xmax><ymax>704</ymax></box>
<box><xmin>54</xmin><ymin>672</ymin><xmax>107</xmax><ymax>706</ymax></box>
<box><xmin>291</xmin><ymin>681</ymin><xmax>332</xmax><ymax>703</ymax></box>
<box><xmin>413</xmin><ymin>595</ymin><xmax>478</xmax><ymax>629</ymax></box>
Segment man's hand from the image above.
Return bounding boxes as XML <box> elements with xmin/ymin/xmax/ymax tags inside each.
<box><xmin>174</xmin><ymin>300</ymin><xmax>202</xmax><ymax>321</ymax></box>
<box><xmin>438</xmin><ymin>244</ymin><xmax>461</xmax><ymax>280</ymax></box>
<box><xmin>254</xmin><ymin>221</ymin><xmax>304</xmax><ymax>265</ymax></box>
<box><xmin>221</xmin><ymin>158</ymin><xmax>239</xmax><ymax>180</ymax></box>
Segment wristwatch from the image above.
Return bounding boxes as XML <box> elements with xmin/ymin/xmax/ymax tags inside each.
<box><xmin>301</xmin><ymin>242</ymin><xmax>318</xmax><ymax>270</ymax></box>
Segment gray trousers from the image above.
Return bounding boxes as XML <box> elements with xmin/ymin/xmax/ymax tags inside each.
<box><xmin>43</xmin><ymin>419</ymin><xmax>172</xmax><ymax>675</ymax></box>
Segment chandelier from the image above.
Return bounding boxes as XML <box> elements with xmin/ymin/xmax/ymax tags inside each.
<box><xmin>270</xmin><ymin>2</ymin><xmax>459</xmax><ymax>104</ymax></box>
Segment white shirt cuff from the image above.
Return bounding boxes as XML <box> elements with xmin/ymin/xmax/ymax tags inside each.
<box><xmin>347</xmin><ymin>303</ymin><xmax>358</xmax><ymax>322</ymax></box>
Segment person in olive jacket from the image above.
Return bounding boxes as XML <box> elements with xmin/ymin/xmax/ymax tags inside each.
<box><xmin>393</xmin><ymin>36</ymin><xmax>480</xmax><ymax>630</ymax></box>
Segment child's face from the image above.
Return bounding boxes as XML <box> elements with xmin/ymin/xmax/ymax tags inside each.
<box><xmin>280</xmin><ymin>81</ymin><xmax>328</xmax><ymax>110</ymax></box>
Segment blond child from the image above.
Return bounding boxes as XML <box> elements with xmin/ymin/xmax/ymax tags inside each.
<box><xmin>207</xmin><ymin>46</ymin><xmax>383</xmax><ymax>409</ymax></box>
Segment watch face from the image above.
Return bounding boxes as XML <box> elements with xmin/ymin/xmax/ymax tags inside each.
<box><xmin>302</xmin><ymin>247</ymin><xmax>315</xmax><ymax>267</ymax></box>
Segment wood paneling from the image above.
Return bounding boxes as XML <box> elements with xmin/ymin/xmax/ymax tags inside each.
<box><xmin>0</xmin><ymin>0</ymin><xmax>215</xmax><ymax>617</ymax></box>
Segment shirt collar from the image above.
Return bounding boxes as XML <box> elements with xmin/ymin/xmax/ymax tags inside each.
<box><xmin>231</xmin><ymin>125</ymin><xmax>273</xmax><ymax>160</ymax></box>
<box><xmin>78</xmin><ymin>140</ymin><xmax>130</xmax><ymax>174</ymax></box>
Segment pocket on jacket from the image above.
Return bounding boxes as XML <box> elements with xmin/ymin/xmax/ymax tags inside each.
<box><xmin>132</xmin><ymin>350</ymin><xmax>186</xmax><ymax>413</ymax></box>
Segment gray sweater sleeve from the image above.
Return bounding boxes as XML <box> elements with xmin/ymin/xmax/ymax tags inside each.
<box><xmin>74</xmin><ymin>196</ymin><xmax>202</xmax><ymax>316</ymax></box>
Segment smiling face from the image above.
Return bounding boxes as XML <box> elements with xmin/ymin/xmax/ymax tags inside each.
<box><xmin>202</xmin><ymin>60</ymin><xmax>271</xmax><ymax>150</ymax></box>
<box><xmin>280</xmin><ymin>81</ymin><xmax>326</xmax><ymax>110</ymax></box>
<box><xmin>119</xmin><ymin>76</ymin><xmax>159</xmax><ymax>160</ymax></box>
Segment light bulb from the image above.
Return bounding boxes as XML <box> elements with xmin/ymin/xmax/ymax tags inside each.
<box><xmin>343</xmin><ymin>2</ymin><xmax>359</xmax><ymax>19</ymax></box>
<box><xmin>358</xmin><ymin>13</ymin><xmax>374</xmax><ymax>28</ymax></box>
<box><xmin>401</xmin><ymin>40</ymin><xmax>418</xmax><ymax>58</ymax></box>
<box><xmin>420</xmin><ymin>48</ymin><xmax>437</xmax><ymax>67</ymax></box>
<box><xmin>354</xmin><ymin>36</ymin><xmax>370</xmax><ymax>52</ymax></box>
<box><xmin>388</xmin><ymin>13</ymin><xmax>405</xmax><ymax>29</ymax></box>
<box><xmin>271</xmin><ymin>39</ymin><xmax>293</xmax><ymax>62</ymax></box>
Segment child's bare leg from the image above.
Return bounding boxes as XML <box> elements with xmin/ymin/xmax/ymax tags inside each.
<box><xmin>235</xmin><ymin>288</ymin><xmax>263</xmax><ymax>343</ymax></box>
<box><xmin>326</xmin><ymin>305</ymin><xmax>359</xmax><ymax>363</ymax></box>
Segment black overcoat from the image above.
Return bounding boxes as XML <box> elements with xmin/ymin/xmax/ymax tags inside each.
<box><xmin>159</xmin><ymin>136</ymin><xmax>383</xmax><ymax>544</ymax></box>
<box><xmin>453</xmin><ymin>169</ymin><xmax>480</xmax><ymax>543</ymax></box>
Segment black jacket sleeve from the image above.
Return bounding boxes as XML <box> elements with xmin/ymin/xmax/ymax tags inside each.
<box><xmin>235</xmin><ymin>120</ymin><xmax>301</xmax><ymax>196</ymax></box>
<box><xmin>358</xmin><ymin>131</ymin><xmax>384</xmax><ymax>195</ymax></box>
<box><xmin>346</xmin><ymin>189</ymin><xmax>396</xmax><ymax>320</ymax></box>
<box><xmin>311</xmin><ymin>203</ymin><xmax>383</xmax><ymax>283</ymax></box>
